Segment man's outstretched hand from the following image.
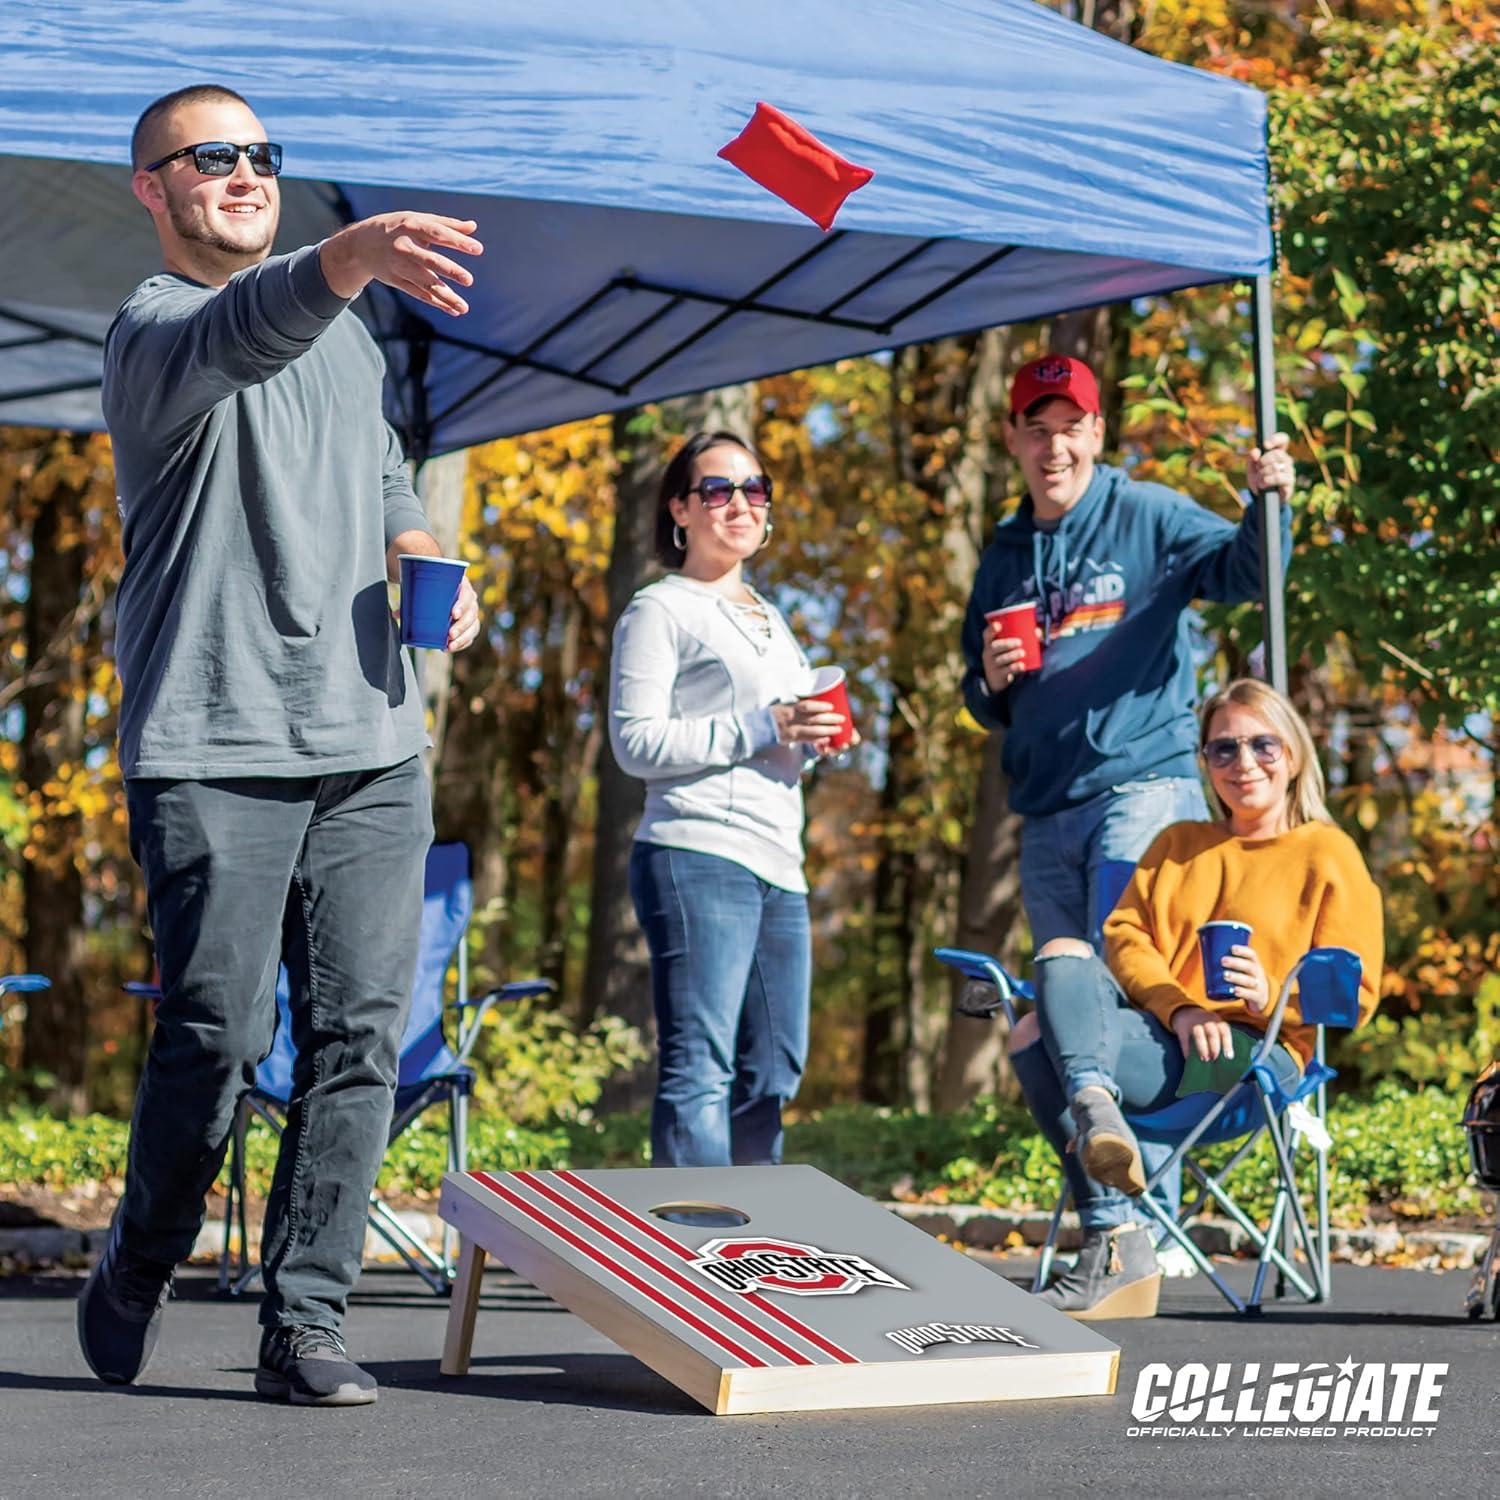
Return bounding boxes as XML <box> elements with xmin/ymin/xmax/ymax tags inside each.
<box><xmin>321</xmin><ymin>213</ymin><xmax>484</xmax><ymax>316</ymax></box>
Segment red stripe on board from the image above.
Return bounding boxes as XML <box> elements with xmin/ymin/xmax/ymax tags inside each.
<box><xmin>467</xmin><ymin>1171</ymin><xmax>767</xmax><ymax>1368</ymax></box>
<box><xmin>554</xmin><ymin>1170</ymin><xmax>861</xmax><ymax>1366</ymax></box>
<box><xmin>511</xmin><ymin>1171</ymin><xmax>813</xmax><ymax>1366</ymax></box>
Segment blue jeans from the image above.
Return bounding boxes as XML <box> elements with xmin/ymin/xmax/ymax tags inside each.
<box><xmin>1018</xmin><ymin>775</ymin><xmax>1209</xmax><ymax>1223</ymax></box>
<box><xmin>1010</xmin><ymin>951</ymin><xmax>1300</xmax><ymax>1229</ymax></box>
<box><xmin>1019</xmin><ymin>776</ymin><xmax>1210</xmax><ymax>948</ymax></box>
<box><xmin>629</xmin><ymin>843</ymin><xmax>811</xmax><ymax>1167</ymax></box>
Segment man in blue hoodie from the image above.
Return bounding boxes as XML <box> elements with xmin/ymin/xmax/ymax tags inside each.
<box><xmin>961</xmin><ymin>354</ymin><xmax>1295</xmax><ymax>949</ymax></box>
<box><xmin>960</xmin><ymin>355</ymin><xmax>1295</xmax><ymax>1304</ymax></box>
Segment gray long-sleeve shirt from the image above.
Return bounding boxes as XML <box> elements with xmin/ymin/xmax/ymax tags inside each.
<box><xmin>103</xmin><ymin>245</ymin><xmax>431</xmax><ymax>779</ymax></box>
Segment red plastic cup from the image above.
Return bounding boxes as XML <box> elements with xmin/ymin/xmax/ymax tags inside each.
<box><xmin>800</xmin><ymin>666</ymin><xmax>854</xmax><ymax>751</ymax></box>
<box><xmin>986</xmin><ymin>602</ymin><xmax>1043</xmax><ymax>672</ymax></box>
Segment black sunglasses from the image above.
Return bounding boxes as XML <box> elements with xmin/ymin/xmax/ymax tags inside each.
<box><xmin>1203</xmin><ymin>733</ymin><xmax>1285</xmax><ymax>770</ymax></box>
<box><xmin>685</xmin><ymin>475</ymin><xmax>774</xmax><ymax>509</ymax></box>
<box><xmin>144</xmin><ymin>141</ymin><xmax>283</xmax><ymax>177</ymax></box>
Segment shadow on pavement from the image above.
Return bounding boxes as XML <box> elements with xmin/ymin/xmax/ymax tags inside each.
<box><xmin>0</xmin><ymin>1369</ymin><xmax>262</xmax><ymax>1402</ymax></box>
<box><xmin>362</xmin><ymin>1350</ymin><xmax>701</xmax><ymax>1416</ymax></box>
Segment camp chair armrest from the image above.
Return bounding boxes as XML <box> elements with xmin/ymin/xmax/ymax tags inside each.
<box><xmin>932</xmin><ymin>948</ymin><xmax>1027</xmax><ymax>1026</ymax></box>
<box><xmin>122</xmin><ymin>980</ymin><xmax>162</xmax><ymax>1001</ymax></box>
<box><xmin>453</xmin><ymin>978</ymin><xmax>555</xmax><ymax>1063</ymax></box>
<box><xmin>1</xmin><ymin>973</ymin><xmax>51</xmax><ymax>996</ymax></box>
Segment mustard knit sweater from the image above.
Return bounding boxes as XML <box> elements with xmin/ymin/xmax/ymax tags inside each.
<box><xmin>1103</xmin><ymin>820</ymin><xmax>1384</xmax><ymax>1066</ymax></box>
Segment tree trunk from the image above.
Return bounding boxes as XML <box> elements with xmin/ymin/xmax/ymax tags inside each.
<box><xmin>431</xmin><ymin>604</ymin><xmax>510</xmax><ymax>982</ymax></box>
<box><xmin>536</xmin><ymin>587</ymin><xmax>597</xmax><ymax>997</ymax></box>
<box><xmin>867</xmin><ymin>331</ymin><xmax>1005</xmax><ymax>1108</ymax></box>
<box><xmin>935</xmin><ymin>734</ymin><xmax>1027</xmax><ymax>1107</ymax></box>
<box><xmin>864</xmin><ymin>662</ymin><xmax>914</xmax><ymax>1106</ymax></box>
<box><xmin>587</xmin><ymin>385</ymin><xmax>756</xmax><ymax>1111</ymax></box>
<box><xmin>583</xmin><ymin>411</ymin><xmax>657</xmax><ymax>1108</ymax></box>
<box><xmin>19</xmin><ymin>444</ymin><xmax>90</xmax><ymax>1114</ymax></box>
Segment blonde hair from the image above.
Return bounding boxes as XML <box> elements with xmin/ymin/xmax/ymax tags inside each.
<box><xmin>1198</xmin><ymin>678</ymin><xmax>1331</xmax><ymax>829</ymax></box>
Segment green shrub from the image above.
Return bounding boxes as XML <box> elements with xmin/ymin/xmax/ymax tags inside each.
<box><xmin>1</xmin><ymin>1083</ymin><xmax>1482</xmax><ymax>1226</ymax></box>
<box><xmin>1337</xmin><ymin>973</ymin><xmax>1500</xmax><ymax>1094</ymax></box>
<box><xmin>466</xmin><ymin>1000</ymin><xmax>648</xmax><ymax>1124</ymax></box>
<box><xmin>0</xmin><ymin>1110</ymin><xmax>131</xmax><ymax>1186</ymax></box>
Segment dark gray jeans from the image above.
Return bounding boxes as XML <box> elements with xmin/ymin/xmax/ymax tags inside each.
<box><xmin>121</xmin><ymin>756</ymin><xmax>432</xmax><ymax>1330</ymax></box>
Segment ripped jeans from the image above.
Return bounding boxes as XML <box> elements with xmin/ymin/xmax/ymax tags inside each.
<box><xmin>1010</xmin><ymin>948</ymin><xmax>1298</xmax><ymax>1229</ymax></box>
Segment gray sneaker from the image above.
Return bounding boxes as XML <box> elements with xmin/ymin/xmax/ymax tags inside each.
<box><xmin>255</xmin><ymin>1326</ymin><xmax>378</xmax><ymax>1406</ymax></box>
<box><xmin>1070</xmin><ymin>1086</ymin><xmax>1147</xmax><ymax>1196</ymax></box>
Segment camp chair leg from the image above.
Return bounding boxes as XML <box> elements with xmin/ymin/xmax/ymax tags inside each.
<box><xmin>1315</xmin><ymin>1114</ymin><xmax>1332</xmax><ymax>1300</ymax></box>
<box><xmin>1182</xmin><ymin>1157</ymin><xmax>1319</xmax><ymax>1303</ymax></box>
<box><xmin>441</xmin><ymin>1236</ymin><xmax>487</xmax><ymax>1377</ymax></box>
<box><xmin>1032</xmin><ymin>1189</ymin><xmax>1070</xmax><ymax>1294</ymax></box>
<box><xmin>1258</xmin><ymin>1102</ymin><xmax>1325</xmax><ymax>1301</ymax></box>
<box><xmin>220</xmin><ymin>1103</ymin><xmax>252</xmax><ymax>1294</ymax></box>
<box><xmin>1133</xmin><ymin>1191</ymin><xmax>1247</xmax><ymax>1313</ymax></box>
<box><xmin>219</xmin><ymin>1107</ymin><xmax>239</xmax><ymax>1292</ymax></box>
<box><xmin>1249</xmin><ymin>1181</ymin><xmax>1292</xmax><ymax>1310</ymax></box>
<box><xmin>367</xmin><ymin>1194</ymin><xmax>451</xmax><ymax>1293</ymax></box>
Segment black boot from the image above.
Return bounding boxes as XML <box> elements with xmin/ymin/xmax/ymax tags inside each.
<box><xmin>1070</xmin><ymin>1085</ymin><xmax>1146</xmax><ymax>1196</ymax></box>
<box><xmin>1038</xmin><ymin>1223</ymin><xmax>1162</xmax><ymax>1320</ymax></box>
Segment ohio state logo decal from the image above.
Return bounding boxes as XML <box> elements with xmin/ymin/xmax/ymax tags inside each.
<box><xmin>688</xmin><ymin>1237</ymin><xmax>909</xmax><ymax>1297</ymax></box>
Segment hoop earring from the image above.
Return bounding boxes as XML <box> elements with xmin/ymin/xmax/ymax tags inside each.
<box><xmin>757</xmin><ymin>518</ymin><xmax>774</xmax><ymax>551</ymax></box>
<box><xmin>672</xmin><ymin>522</ymin><xmax>687</xmax><ymax>552</ymax></box>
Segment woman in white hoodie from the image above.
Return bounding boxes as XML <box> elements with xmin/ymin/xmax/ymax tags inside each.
<box><xmin>608</xmin><ymin>431</ymin><xmax>843</xmax><ymax>1167</ymax></box>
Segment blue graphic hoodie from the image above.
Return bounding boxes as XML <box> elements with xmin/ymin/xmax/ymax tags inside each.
<box><xmin>961</xmin><ymin>464</ymin><xmax>1289</xmax><ymax>818</ymax></box>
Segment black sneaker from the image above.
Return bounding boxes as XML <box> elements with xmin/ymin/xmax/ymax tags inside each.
<box><xmin>76</xmin><ymin>1221</ymin><xmax>174</xmax><ymax>1385</ymax></box>
<box><xmin>255</xmin><ymin>1326</ymin><xmax>378</xmax><ymax>1406</ymax></box>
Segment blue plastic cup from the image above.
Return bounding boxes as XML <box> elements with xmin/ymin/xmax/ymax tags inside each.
<box><xmin>398</xmin><ymin>554</ymin><xmax>467</xmax><ymax>650</ymax></box>
<box><xmin>1198</xmin><ymin>920</ymin><xmax>1253</xmax><ymax>1000</ymax></box>
<box><xmin>1297</xmin><ymin>946</ymin><xmax>1362</xmax><ymax>1028</ymax></box>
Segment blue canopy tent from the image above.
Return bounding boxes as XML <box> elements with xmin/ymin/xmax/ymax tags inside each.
<box><xmin>0</xmin><ymin>0</ymin><xmax>1286</xmax><ymax>680</ymax></box>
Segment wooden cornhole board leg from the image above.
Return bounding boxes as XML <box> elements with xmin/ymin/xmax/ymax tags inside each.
<box><xmin>438</xmin><ymin>1165</ymin><xmax>1119</xmax><ymax>1416</ymax></box>
<box><xmin>440</xmin><ymin>1236</ymin><xmax>487</xmax><ymax>1376</ymax></box>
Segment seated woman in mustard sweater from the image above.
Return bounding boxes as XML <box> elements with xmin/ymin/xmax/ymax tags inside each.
<box><xmin>1007</xmin><ymin>678</ymin><xmax>1383</xmax><ymax>1320</ymax></box>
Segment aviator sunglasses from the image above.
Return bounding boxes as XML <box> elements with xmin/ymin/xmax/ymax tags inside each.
<box><xmin>684</xmin><ymin>475</ymin><xmax>774</xmax><ymax>508</ymax></box>
<box><xmin>1202</xmin><ymin>733</ymin><xmax>1285</xmax><ymax>771</ymax></box>
<box><xmin>144</xmin><ymin>141</ymin><xmax>283</xmax><ymax>177</ymax></box>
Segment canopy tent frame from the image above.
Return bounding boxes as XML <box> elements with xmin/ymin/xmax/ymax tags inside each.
<box><xmin>1251</xmin><ymin>273</ymin><xmax>1289</xmax><ymax>692</ymax></box>
<box><xmin>0</xmin><ymin>308</ymin><xmax>106</xmax><ymax>407</ymax></box>
<box><xmin>362</xmin><ymin>228</ymin><xmax>1025</xmax><ymax>466</ymax></box>
<box><xmin>0</xmin><ymin>0</ymin><xmax>1289</xmax><ymax>687</ymax></box>
<box><xmin>372</xmin><ymin>254</ymin><xmax>1292</xmax><ymax>694</ymax></box>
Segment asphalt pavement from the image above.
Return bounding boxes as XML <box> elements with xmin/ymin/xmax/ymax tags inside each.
<box><xmin>2</xmin><ymin>1254</ymin><xmax>1495</xmax><ymax>1499</ymax></box>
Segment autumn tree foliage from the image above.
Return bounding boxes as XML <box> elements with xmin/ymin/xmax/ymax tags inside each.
<box><xmin>2</xmin><ymin>0</ymin><xmax>1495</xmax><ymax>1113</ymax></box>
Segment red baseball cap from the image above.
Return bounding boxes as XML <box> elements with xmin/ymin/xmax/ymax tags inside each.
<box><xmin>1009</xmin><ymin>356</ymin><xmax>1101</xmax><ymax>418</ymax></box>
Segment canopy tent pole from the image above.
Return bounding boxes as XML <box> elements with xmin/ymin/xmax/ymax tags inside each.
<box><xmin>1251</xmin><ymin>272</ymin><xmax>1288</xmax><ymax>694</ymax></box>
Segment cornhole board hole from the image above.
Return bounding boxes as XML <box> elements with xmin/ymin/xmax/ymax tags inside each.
<box><xmin>439</xmin><ymin>1165</ymin><xmax>1118</xmax><ymax>1416</ymax></box>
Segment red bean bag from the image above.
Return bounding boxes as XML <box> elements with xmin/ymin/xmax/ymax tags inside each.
<box><xmin>718</xmin><ymin>102</ymin><xmax>874</xmax><ymax>232</ymax></box>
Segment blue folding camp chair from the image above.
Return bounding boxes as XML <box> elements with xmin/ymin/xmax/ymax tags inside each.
<box><xmin>128</xmin><ymin>841</ymin><xmax>552</xmax><ymax>1294</ymax></box>
<box><xmin>935</xmin><ymin>941</ymin><xmax>1362</xmax><ymax>1315</ymax></box>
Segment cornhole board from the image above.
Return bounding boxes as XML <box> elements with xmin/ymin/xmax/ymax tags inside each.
<box><xmin>438</xmin><ymin>1165</ymin><xmax>1118</xmax><ymax>1416</ymax></box>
